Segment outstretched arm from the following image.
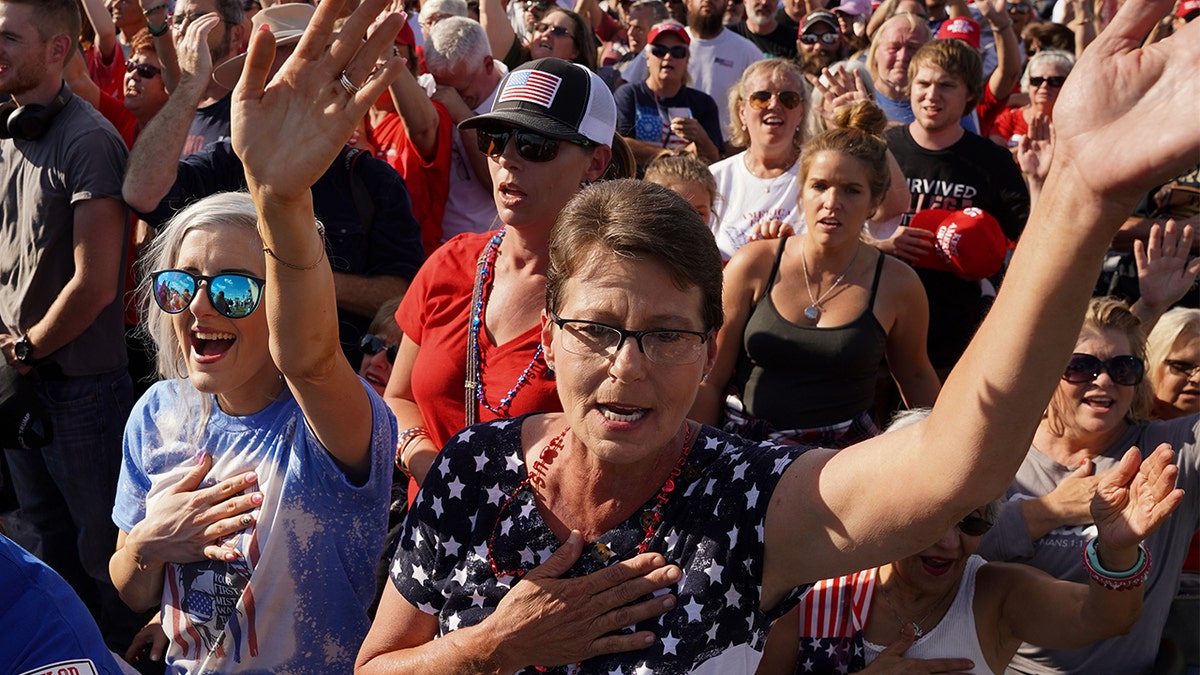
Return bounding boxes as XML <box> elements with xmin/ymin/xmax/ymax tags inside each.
<box><xmin>232</xmin><ymin>0</ymin><xmax>406</xmax><ymax>476</ymax></box>
<box><xmin>761</xmin><ymin>0</ymin><xmax>1200</xmax><ymax>608</ymax></box>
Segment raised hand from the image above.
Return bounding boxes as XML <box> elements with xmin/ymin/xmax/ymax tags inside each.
<box><xmin>232</xmin><ymin>0</ymin><xmax>407</xmax><ymax>201</ymax></box>
<box><xmin>176</xmin><ymin>13</ymin><xmax>219</xmax><ymax>89</ymax></box>
<box><xmin>807</xmin><ymin>67</ymin><xmax>871</xmax><ymax>129</ymax></box>
<box><xmin>1135</xmin><ymin>220</ymin><xmax>1200</xmax><ymax>316</ymax></box>
<box><xmin>1016</xmin><ymin>114</ymin><xmax>1054</xmax><ymax>184</ymax></box>
<box><xmin>1091</xmin><ymin>443</ymin><xmax>1184</xmax><ymax>552</ymax></box>
<box><xmin>749</xmin><ymin>217</ymin><xmax>795</xmax><ymax>242</ymax></box>
<box><xmin>125</xmin><ymin>453</ymin><xmax>262</xmax><ymax>566</ymax></box>
<box><xmin>485</xmin><ymin>531</ymin><xmax>680</xmax><ymax>671</ymax></box>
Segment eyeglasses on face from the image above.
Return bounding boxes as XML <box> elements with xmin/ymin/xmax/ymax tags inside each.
<box><xmin>649</xmin><ymin>44</ymin><xmax>689</xmax><ymax>59</ymax></box>
<box><xmin>475</xmin><ymin>125</ymin><xmax>593</xmax><ymax>163</ymax></box>
<box><xmin>1006</xmin><ymin>1</ymin><xmax>1031</xmax><ymax>11</ymax></box>
<box><xmin>151</xmin><ymin>270</ymin><xmax>265</xmax><ymax>320</ymax></box>
<box><xmin>1165</xmin><ymin>360</ymin><xmax>1200</xmax><ymax>378</ymax></box>
<box><xmin>957</xmin><ymin>514</ymin><xmax>994</xmax><ymax>537</ymax></box>
<box><xmin>359</xmin><ymin>334</ymin><xmax>399</xmax><ymax>363</ymax></box>
<box><xmin>535</xmin><ymin>22</ymin><xmax>575</xmax><ymax>41</ymax></box>
<box><xmin>170</xmin><ymin>10</ymin><xmax>235</xmax><ymax>29</ymax></box>
<box><xmin>1029</xmin><ymin>75</ymin><xmax>1066</xmax><ymax>88</ymax></box>
<box><xmin>125</xmin><ymin>61</ymin><xmax>162</xmax><ymax>79</ymax></box>
<box><xmin>1063</xmin><ymin>353</ymin><xmax>1145</xmax><ymax>386</ymax></box>
<box><xmin>800</xmin><ymin>32</ymin><xmax>841</xmax><ymax>45</ymax></box>
<box><xmin>746</xmin><ymin>89</ymin><xmax>804</xmax><ymax>110</ymax></box>
<box><xmin>550</xmin><ymin>311</ymin><xmax>708</xmax><ymax>366</ymax></box>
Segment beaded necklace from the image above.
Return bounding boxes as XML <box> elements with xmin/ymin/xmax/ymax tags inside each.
<box><xmin>464</xmin><ymin>227</ymin><xmax>545</xmax><ymax>426</ymax></box>
<box><xmin>487</xmin><ymin>424</ymin><xmax>694</xmax><ymax>580</ymax></box>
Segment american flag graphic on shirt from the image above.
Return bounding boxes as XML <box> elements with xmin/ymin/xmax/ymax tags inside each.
<box><xmin>793</xmin><ymin>569</ymin><xmax>875</xmax><ymax>673</ymax></box>
<box><xmin>498</xmin><ymin>70</ymin><xmax>562</xmax><ymax>108</ymax></box>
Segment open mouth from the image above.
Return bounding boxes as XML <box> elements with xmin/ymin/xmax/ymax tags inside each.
<box><xmin>599</xmin><ymin>403</ymin><xmax>648</xmax><ymax>423</ymax></box>
<box><xmin>191</xmin><ymin>330</ymin><xmax>235</xmax><ymax>361</ymax></box>
<box><xmin>920</xmin><ymin>556</ymin><xmax>954</xmax><ymax>576</ymax></box>
<box><xmin>1082</xmin><ymin>395</ymin><xmax>1115</xmax><ymax>412</ymax></box>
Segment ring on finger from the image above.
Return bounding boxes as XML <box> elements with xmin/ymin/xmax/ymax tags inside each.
<box><xmin>339</xmin><ymin>71</ymin><xmax>362</xmax><ymax>95</ymax></box>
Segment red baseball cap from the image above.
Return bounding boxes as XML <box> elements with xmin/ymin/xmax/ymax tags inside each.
<box><xmin>907</xmin><ymin>207</ymin><xmax>1009</xmax><ymax>279</ymax></box>
<box><xmin>647</xmin><ymin>22</ymin><xmax>690</xmax><ymax>45</ymax></box>
<box><xmin>1178</xmin><ymin>0</ymin><xmax>1200</xmax><ymax>18</ymax></box>
<box><xmin>936</xmin><ymin>17</ymin><xmax>981</xmax><ymax>50</ymax></box>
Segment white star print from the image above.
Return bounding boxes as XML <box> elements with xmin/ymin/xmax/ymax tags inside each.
<box><xmin>746</xmin><ymin>484</ymin><xmax>760</xmax><ymax>509</ymax></box>
<box><xmin>448</xmin><ymin>613</ymin><xmax>462</xmax><ymax>631</ymax></box>
<box><xmin>774</xmin><ymin>456</ymin><xmax>791</xmax><ymax>474</ymax></box>
<box><xmin>705</xmin><ymin>436</ymin><xmax>719</xmax><ymax>450</ymax></box>
<box><xmin>724</xmin><ymin>585</ymin><xmax>741</xmax><ymax>607</ymax></box>
<box><xmin>411</xmin><ymin>565</ymin><xmax>429</xmax><ymax>584</ymax></box>
<box><xmin>452</xmin><ymin>566</ymin><xmax>469</xmax><ymax>586</ymax></box>
<box><xmin>458</xmin><ymin>428</ymin><xmax>475</xmax><ymax>443</ymax></box>
<box><xmin>486</xmin><ymin>486</ymin><xmax>505</xmax><ymax>504</ymax></box>
<box><xmin>391</xmin><ymin>558</ymin><xmax>403</xmax><ymax>577</ymax></box>
<box><xmin>683</xmin><ymin>597</ymin><xmax>703</xmax><ymax>622</ymax></box>
<box><xmin>493</xmin><ymin>418</ymin><xmax>514</xmax><ymax>428</ymax></box>
<box><xmin>474</xmin><ymin>454</ymin><xmax>488</xmax><ymax>472</ymax></box>
<box><xmin>506</xmin><ymin>453</ymin><xmax>522</xmax><ymax>473</ymax></box>
<box><xmin>661</xmin><ymin>632</ymin><xmax>680</xmax><ymax>655</ymax></box>
<box><xmin>432</xmin><ymin>496</ymin><xmax>443</xmax><ymax>516</ymax></box>
<box><xmin>705</xmin><ymin>559</ymin><xmax>724</xmax><ymax>585</ymax></box>
<box><xmin>447</xmin><ymin>477</ymin><xmax>466</xmax><ymax>499</ymax></box>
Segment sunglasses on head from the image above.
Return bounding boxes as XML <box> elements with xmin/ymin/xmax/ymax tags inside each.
<box><xmin>746</xmin><ymin>90</ymin><xmax>804</xmax><ymax>110</ymax></box>
<box><xmin>800</xmin><ymin>32</ymin><xmax>841</xmax><ymax>45</ymax></box>
<box><xmin>476</xmin><ymin>125</ymin><xmax>593</xmax><ymax>162</ymax></box>
<box><xmin>957</xmin><ymin>514</ymin><xmax>994</xmax><ymax>537</ymax></box>
<box><xmin>535</xmin><ymin>22</ymin><xmax>574</xmax><ymax>40</ymax></box>
<box><xmin>125</xmin><ymin>61</ymin><xmax>162</xmax><ymax>79</ymax></box>
<box><xmin>1029</xmin><ymin>75</ymin><xmax>1066</xmax><ymax>88</ymax></box>
<box><xmin>1063</xmin><ymin>353</ymin><xmax>1145</xmax><ymax>386</ymax></box>
<box><xmin>649</xmin><ymin>43</ymin><xmax>689</xmax><ymax>59</ymax></box>
<box><xmin>151</xmin><ymin>270</ymin><xmax>265</xmax><ymax>320</ymax></box>
<box><xmin>359</xmin><ymin>334</ymin><xmax>399</xmax><ymax>363</ymax></box>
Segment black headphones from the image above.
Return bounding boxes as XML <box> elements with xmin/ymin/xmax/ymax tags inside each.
<box><xmin>0</xmin><ymin>81</ymin><xmax>70</xmax><ymax>141</ymax></box>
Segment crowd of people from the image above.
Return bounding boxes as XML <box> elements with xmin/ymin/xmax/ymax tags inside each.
<box><xmin>0</xmin><ymin>0</ymin><xmax>1197</xmax><ymax>673</ymax></box>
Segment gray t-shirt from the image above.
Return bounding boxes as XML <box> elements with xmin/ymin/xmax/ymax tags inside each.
<box><xmin>0</xmin><ymin>94</ymin><xmax>129</xmax><ymax>376</ymax></box>
<box><xmin>977</xmin><ymin>415</ymin><xmax>1200</xmax><ymax>674</ymax></box>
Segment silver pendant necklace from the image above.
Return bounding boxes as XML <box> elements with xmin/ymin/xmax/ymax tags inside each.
<box><xmin>743</xmin><ymin>153</ymin><xmax>795</xmax><ymax>194</ymax></box>
<box><xmin>877</xmin><ymin>579</ymin><xmax>957</xmax><ymax>639</ymax></box>
<box><xmin>800</xmin><ymin>239</ymin><xmax>858</xmax><ymax>321</ymax></box>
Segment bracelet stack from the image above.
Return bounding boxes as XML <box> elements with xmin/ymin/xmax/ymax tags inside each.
<box><xmin>395</xmin><ymin>426</ymin><xmax>431</xmax><ymax>472</ymax></box>
<box><xmin>990</xmin><ymin>19</ymin><xmax>1013</xmax><ymax>31</ymax></box>
<box><xmin>1081</xmin><ymin>538</ymin><xmax>1151</xmax><ymax>591</ymax></box>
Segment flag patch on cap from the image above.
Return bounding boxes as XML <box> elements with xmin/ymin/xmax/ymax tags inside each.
<box><xmin>498</xmin><ymin>70</ymin><xmax>562</xmax><ymax>108</ymax></box>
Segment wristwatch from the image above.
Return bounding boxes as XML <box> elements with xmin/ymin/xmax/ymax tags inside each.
<box><xmin>14</xmin><ymin>334</ymin><xmax>34</xmax><ymax>365</ymax></box>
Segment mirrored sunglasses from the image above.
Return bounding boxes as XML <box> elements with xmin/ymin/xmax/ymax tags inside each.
<box><xmin>1029</xmin><ymin>75</ymin><xmax>1066</xmax><ymax>88</ymax></box>
<box><xmin>125</xmin><ymin>61</ymin><xmax>162</xmax><ymax>79</ymax></box>
<box><xmin>359</xmin><ymin>334</ymin><xmax>399</xmax><ymax>363</ymax></box>
<box><xmin>151</xmin><ymin>270</ymin><xmax>265</xmax><ymax>320</ymax></box>
<box><xmin>649</xmin><ymin>44</ymin><xmax>689</xmax><ymax>59</ymax></box>
<box><xmin>1063</xmin><ymin>353</ymin><xmax>1145</xmax><ymax>386</ymax></box>
<box><xmin>800</xmin><ymin>32</ymin><xmax>841</xmax><ymax>45</ymax></box>
<box><xmin>747</xmin><ymin>90</ymin><xmax>804</xmax><ymax>110</ymax></box>
<box><xmin>957</xmin><ymin>514</ymin><xmax>994</xmax><ymax>536</ymax></box>
<box><xmin>475</xmin><ymin>125</ymin><xmax>593</xmax><ymax>163</ymax></box>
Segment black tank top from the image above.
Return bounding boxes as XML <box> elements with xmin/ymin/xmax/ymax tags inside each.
<box><xmin>732</xmin><ymin>236</ymin><xmax>888</xmax><ymax>429</ymax></box>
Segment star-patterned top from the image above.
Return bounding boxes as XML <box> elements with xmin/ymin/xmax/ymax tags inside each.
<box><xmin>391</xmin><ymin>414</ymin><xmax>812</xmax><ymax>673</ymax></box>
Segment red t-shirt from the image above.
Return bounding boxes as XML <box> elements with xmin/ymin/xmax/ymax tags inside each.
<box><xmin>86</xmin><ymin>44</ymin><xmax>125</xmax><ymax>102</ymax></box>
<box><xmin>397</xmin><ymin>231</ymin><xmax>561</xmax><ymax>450</ymax></box>
<box><xmin>367</xmin><ymin>101</ymin><xmax>454</xmax><ymax>256</ymax></box>
<box><xmin>974</xmin><ymin>83</ymin><xmax>1009</xmax><ymax>139</ymax></box>
<box><xmin>990</xmin><ymin>106</ymin><xmax>1028</xmax><ymax>147</ymax></box>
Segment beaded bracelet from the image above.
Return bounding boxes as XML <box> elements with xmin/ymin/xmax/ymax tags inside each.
<box><xmin>146</xmin><ymin>19</ymin><xmax>170</xmax><ymax>36</ymax></box>
<box><xmin>143</xmin><ymin>3</ymin><xmax>168</xmax><ymax>16</ymax></box>
<box><xmin>1081</xmin><ymin>538</ymin><xmax>1151</xmax><ymax>591</ymax></box>
<box><xmin>395</xmin><ymin>427</ymin><xmax>431</xmax><ymax>471</ymax></box>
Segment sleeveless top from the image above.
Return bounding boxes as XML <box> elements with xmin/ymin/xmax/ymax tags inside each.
<box><xmin>863</xmin><ymin>555</ymin><xmax>995</xmax><ymax>675</ymax></box>
<box><xmin>732</xmin><ymin>236</ymin><xmax>888</xmax><ymax>430</ymax></box>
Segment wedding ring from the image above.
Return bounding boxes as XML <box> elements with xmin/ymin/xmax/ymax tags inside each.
<box><xmin>339</xmin><ymin>71</ymin><xmax>362</xmax><ymax>95</ymax></box>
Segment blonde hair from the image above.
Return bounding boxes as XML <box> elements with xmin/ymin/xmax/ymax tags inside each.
<box><xmin>1146</xmin><ymin>307</ymin><xmax>1200</xmax><ymax>380</ymax></box>
<box><xmin>726</xmin><ymin>58</ymin><xmax>812</xmax><ymax>150</ymax></box>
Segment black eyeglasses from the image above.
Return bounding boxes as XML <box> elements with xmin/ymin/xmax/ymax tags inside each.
<box><xmin>746</xmin><ymin>90</ymin><xmax>804</xmax><ymax>110</ymax></box>
<box><xmin>125</xmin><ymin>61</ymin><xmax>162</xmax><ymax>79</ymax></box>
<box><xmin>476</xmin><ymin>125</ymin><xmax>593</xmax><ymax>163</ymax></box>
<box><xmin>535</xmin><ymin>22</ymin><xmax>575</xmax><ymax>41</ymax></box>
<box><xmin>151</xmin><ymin>270</ymin><xmax>265</xmax><ymax>320</ymax></box>
<box><xmin>1165</xmin><ymin>360</ymin><xmax>1200</xmax><ymax>378</ymax></box>
<box><xmin>550</xmin><ymin>311</ymin><xmax>708</xmax><ymax>366</ymax></box>
<box><xmin>800</xmin><ymin>32</ymin><xmax>841</xmax><ymax>45</ymax></box>
<box><xmin>1029</xmin><ymin>75</ymin><xmax>1066</xmax><ymax>88</ymax></box>
<box><xmin>957</xmin><ymin>514</ymin><xmax>994</xmax><ymax>536</ymax></box>
<box><xmin>359</xmin><ymin>334</ymin><xmax>399</xmax><ymax>363</ymax></box>
<box><xmin>1063</xmin><ymin>353</ymin><xmax>1145</xmax><ymax>386</ymax></box>
<box><xmin>649</xmin><ymin>44</ymin><xmax>689</xmax><ymax>59</ymax></box>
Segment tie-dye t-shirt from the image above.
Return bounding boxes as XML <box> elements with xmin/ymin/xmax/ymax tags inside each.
<box><xmin>114</xmin><ymin>379</ymin><xmax>394</xmax><ymax>675</ymax></box>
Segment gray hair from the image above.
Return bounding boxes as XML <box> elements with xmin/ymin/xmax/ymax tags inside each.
<box><xmin>425</xmin><ymin>16</ymin><xmax>492</xmax><ymax>78</ymax></box>
<box><xmin>1020</xmin><ymin>48</ymin><xmax>1075</xmax><ymax>91</ymax></box>
<box><xmin>629</xmin><ymin>0</ymin><xmax>670</xmax><ymax>23</ymax></box>
<box><xmin>420</xmin><ymin>0</ymin><xmax>469</xmax><ymax>25</ymax></box>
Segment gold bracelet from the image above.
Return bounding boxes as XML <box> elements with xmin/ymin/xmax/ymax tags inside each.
<box><xmin>262</xmin><ymin>244</ymin><xmax>326</xmax><ymax>271</ymax></box>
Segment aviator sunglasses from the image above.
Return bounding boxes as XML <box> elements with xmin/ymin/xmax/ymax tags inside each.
<box><xmin>1029</xmin><ymin>75</ymin><xmax>1066</xmax><ymax>88</ymax></box>
<box><xmin>957</xmin><ymin>514</ymin><xmax>994</xmax><ymax>536</ymax></box>
<box><xmin>746</xmin><ymin>90</ymin><xmax>804</xmax><ymax>110</ymax></box>
<box><xmin>800</xmin><ymin>32</ymin><xmax>841</xmax><ymax>45</ymax></box>
<box><xmin>151</xmin><ymin>270</ymin><xmax>265</xmax><ymax>320</ymax></box>
<box><xmin>476</xmin><ymin>125</ymin><xmax>594</xmax><ymax>162</ymax></box>
<box><xmin>1062</xmin><ymin>353</ymin><xmax>1145</xmax><ymax>386</ymax></box>
<box><xmin>359</xmin><ymin>334</ymin><xmax>399</xmax><ymax>363</ymax></box>
<box><xmin>649</xmin><ymin>44</ymin><xmax>689</xmax><ymax>59</ymax></box>
<box><xmin>125</xmin><ymin>61</ymin><xmax>162</xmax><ymax>79</ymax></box>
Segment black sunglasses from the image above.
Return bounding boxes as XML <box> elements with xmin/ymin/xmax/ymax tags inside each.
<box><xmin>151</xmin><ymin>270</ymin><xmax>265</xmax><ymax>320</ymax></box>
<box><xmin>1029</xmin><ymin>75</ymin><xmax>1066</xmax><ymax>88</ymax></box>
<box><xmin>747</xmin><ymin>90</ymin><xmax>804</xmax><ymax>110</ymax></box>
<box><xmin>476</xmin><ymin>125</ymin><xmax>593</xmax><ymax>163</ymax></box>
<box><xmin>125</xmin><ymin>61</ymin><xmax>162</xmax><ymax>79</ymax></box>
<box><xmin>800</xmin><ymin>32</ymin><xmax>841</xmax><ymax>45</ymax></box>
<box><xmin>1006</xmin><ymin>1</ymin><xmax>1031</xmax><ymax>11</ymax></box>
<box><xmin>359</xmin><ymin>334</ymin><xmax>399</xmax><ymax>363</ymax></box>
<box><xmin>1063</xmin><ymin>353</ymin><xmax>1145</xmax><ymax>386</ymax></box>
<box><xmin>535</xmin><ymin>22</ymin><xmax>575</xmax><ymax>41</ymax></box>
<box><xmin>649</xmin><ymin>44</ymin><xmax>689</xmax><ymax>59</ymax></box>
<box><xmin>957</xmin><ymin>514</ymin><xmax>994</xmax><ymax>537</ymax></box>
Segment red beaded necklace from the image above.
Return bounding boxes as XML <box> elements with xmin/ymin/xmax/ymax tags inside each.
<box><xmin>487</xmin><ymin>423</ymin><xmax>695</xmax><ymax>580</ymax></box>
